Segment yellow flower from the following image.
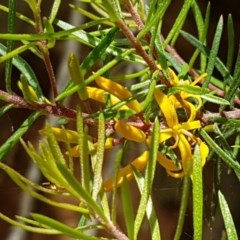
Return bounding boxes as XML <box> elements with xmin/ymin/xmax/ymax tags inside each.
<box><xmin>154</xmin><ymin>89</ymin><xmax>209</xmax><ymax>177</ymax></box>
<box><xmin>39</xmin><ymin>71</ymin><xmax>209</xmax><ymax>192</ymax></box>
<box><xmin>103</xmin><ymin>87</ymin><xmax>209</xmax><ymax>191</ymax></box>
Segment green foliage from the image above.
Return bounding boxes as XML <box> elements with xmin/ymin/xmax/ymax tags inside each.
<box><xmin>0</xmin><ymin>0</ymin><xmax>240</xmax><ymax>239</ymax></box>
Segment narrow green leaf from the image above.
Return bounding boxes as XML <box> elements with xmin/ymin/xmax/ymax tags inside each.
<box><xmin>45</xmin><ymin>123</ymin><xmax>66</xmax><ymax>165</ymax></box>
<box><xmin>49</xmin><ymin>0</ymin><xmax>61</xmax><ymax>24</ymax></box>
<box><xmin>32</xmin><ymin>213</ymin><xmax>100</xmax><ymax>240</ymax></box>
<box><xmin>92</xmin><ymin>112</ymin><xmax>105</xmax><ymax>200</ymax></box>
<box><xmin>100</xmin><ymin>0</ymin><xmax>121</xmax><ymax>21</ymax></box>
<box><xmin>203</xmin><ymin>16</ymin><xmax>224</xmax><ymax>87</ymax></box>
<box><xmin>218</xmin><ymin>191</ymin><xmax>238</xmax><ymax>240</ymax></box>
<box><xmin>200</xmin><ymin>2</ymin><xmax>210</xmax><ymax>72</ymax></box>
<box><xmin>192</xmin><ymin>144</ymin><xmax>203</xmax><ymax>240</ymax></box>
<box><xmin>0</xmin><ymin>104</ymin><xmax>13</xmax><ymax>117</ymax></box>
<box><xmin>68</xmin><ymin>53</ymin><xmax>88</xmax><ymax>101</ymax></box>
<box><xmin>55</xmin><ymin>19</ymin><xmax>143</xmax><ymax>63</ymax></box>
<box><xmin>165</xmin><ymin>0</ymin><xmax>193</xmax><ymax>46</ymax></box>
<box><xmin>24</xmin><ymin>0</ymin><xmax>38</xmax><ymax>15</ymax></box>
<box><xmin>200</xmin><ymin>94</ymin><xmax>230</xmax><ymax>105</ymax></box>
<box><xmin>154</xmin><ymin>25</ymin><xmax>170</xmax><ymax>80</ymax></box>
<box><xmin>0</xmin><ymin>42</ymin><xmax>37</xmax><ymax>63</ymax></box>
<box><xmin>133</xmin><ymin>169</ymin><xmax>161</xmax><ymax>240</ymax></box>
<box><xmin>180</xmin><ymin>31</ymin><xmax>233</xmax><ymax>84</ymax></box>
<box><xmin>134</xmin><ymin>118</ymin><xmax>159</xmax><ymax>239</ymax></box>
<box><xmin>0</xmin><ymin>4</ymin><xmax>35</xmax><ymax>26</ymax></box>
<box><xmin>174</xmin><ymin>168</ymin><xmax>191</xmax><ymax>240</ymax></box>
<box><xmin>224</xmin><ymin>40</ymin><xmax>240</xmax><ymax>106</ymax></box>
<box><xmin>69</xmin><ymin>3</ymin><xmax>113</xmax><ymax>26</ymax></box>
<box><xmin>200</xmin><ymin>129</ymin><xmax>240</xmax><ymax>178</ymax></box>
<box><xmin>43</xmin><ymin>18</ymin><xmax>56</xmax><ymax>48</ymax></box>
<box><xmin>0</xmin><ymin>212</ymin><xmax>60</xmax><ymax>234</ymax></box>
<box><xmin>26</xmin><ymin>140</ymin><xmax>67</xmax><ymax>187</ymax></box>
<box><xmin>0</xmin><ymin>111</ymin><xmax>41</xmax><ymax>161</ymax></box>
<box><xmin>110</xmin><ymin>149</ymin><xmax>123</xmax><ymax>223</ymax></box>
<box><xmin>56</xmin><ymin>163</ymin><xmax>107</xmax><ymax>222</ymax></box>
<box><xmin>121</xmin><ymin>177</ymin><xmax>134</xmax><ymax>240</ymax></box>
<box><xmin>137</xmin><ymin>0</ymin><xmax>170</xmax><ymax>40</ymax></box>
<box><xmin>169</xmin><ymin>85</ymin><xmax>209</xmax><ymax>96</ymax></box>
<box><xmin>213</xmin><ymin>118</ymin><xmax>240</xmax><ymax>128</ymax></box>
<box><xmin>141</xmin><ymin>77</ymin><xmax>156</xmax><ymax>111</ymax></box>
<box><xmin>77</xmin><ymin>107</ymin><xmax>91</xmax><ymax>192</ymax></box>
<box><xmin>99</xmin><ymin>192</ymin><xmax>111</xmax><ymax>223</ymax></box>
<box><xmin>5</xmin><ymin>0</ymin><xmax>16</xmax><ymax>92</ymax></box>
<box><xmin>0</xmin><ymin>43</ymin><xmax>44</xmax><ymax>99</ymax></box>
<box><xmin>0</xmin><ymin>160</ymin><xmax>89</xmax><ymax>213</ymax></box>
<box><xmin>191</xmin><ymin>0</ymin><xmax>204</xmax><ymax>40</ymax></box>
<box><xmin>189</xmin><ymin>0</ymin><xmax>205</xmax><ymax>68</ymax></box>
<box><xmin>81</xmin><ymin>27</ymin><xmax>119</xmax><ymax>76</ymax></box>
<box><xmin>214</xmin><ymin>124</ymin><xmax>235</xmax><ymax>160</ymax></box>
<box><xmin>226</xmin><ymin>15</ymin><xmax>235</xmax><ymax>72</ymax></box>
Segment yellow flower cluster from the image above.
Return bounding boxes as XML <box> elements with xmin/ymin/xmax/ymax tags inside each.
<box><xmin>40</xmin><ymin>70</ymin><xmax>209</xmax><ymax>192</ymax></box>
<box><xmin>103</xmin><ymin>70</ymin><xmax>209</xmax><ymax>191</ymax></box>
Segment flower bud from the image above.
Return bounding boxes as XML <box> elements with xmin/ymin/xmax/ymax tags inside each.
<box><xmin>114</xmin><ymin>119</ymin><xmax>146</xmax><ymax>143</ymax></box>
<box><xmin>96</xmin><ymin>76</ymin><xmax>142</xmax><ymax>113</ymax></box>
<box><xmin>39</xmin><ymin>128</ymin><xmax>79</xmax><ymax>144</ymax></box>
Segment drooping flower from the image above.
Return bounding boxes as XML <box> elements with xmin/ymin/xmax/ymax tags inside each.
<box><xmin>153</xmin><ymin>89</ymin><xmax>209</xmax><ymax>177</ymax></box>
<box><xmin>103</xmin><ymin>72</ymin><xmax>209</xmax><ymax>190</ymax></box>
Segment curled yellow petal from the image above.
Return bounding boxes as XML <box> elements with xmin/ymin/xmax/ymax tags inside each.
<box><xmin>191</xmin><ymin>73</ymin><xmax>207</xmax><ymax>86</ymax></box>
<box><xmin>68</xmin><ymin>145</ymin><xmax>81</xmax><ymax>157</ymax></box>
<box><xmin>39</xmin><ymin>128</ymin><xmax>79</xmax><ymax>144</ymax></box>
<box><xmin>157</xmin><ymin>152</ymin><xmax>179</xmax><ymax>172</ymax></box>
<box><xmin>86</xmin><ymin>86</ymin><xmax>106</xmax><ymax>103</ymax></box>
<box><xmin>181</xmin><ymin>120</ymin><xmax>201</xmax><ymax>131</ymax></box>
<box><xmin>178</xmin><ymin>134</ymin><xmax>193</xmax><ymax>173</ymax></box>
<box><xmin>86</xmin><ymin>86</ymin><xmax>129</xmax><ymax>110</ymax></box>
<box><xmin>166</xmin><ymin>169</ymin><xmax>185</xmax><ymax>178</ymax></box>
<box><xmin>96</xmin><ymin>76</ymin><xmax>142</xmax><ymax>113</ymax></box>
<box><xmin>115</xmin><ymin>119</ymin><xmax>146</xmax><ymax>143</ymax></box>
<box><xmin>103</xmin><ymin>151</ymin><xmax>149</xmax><ymax>192</ymax></box>
<box><xmin>154</xmin><ymin>89</ymin><xmax>178</xmax><ymax>127</ymax></box>
<box><xmin>93</xmin><ymin>137</ymin><xmax>115</xmax><ymax>149</ymax></box>
<box><xmin>169</xmin><ymin>68</ymin><xmax>179</xmax><ymax>86</ymax></box>
<box><xmin>197</xmin><ymin>138</ymin><xmax>209</xmax><ymax>167</ymax></box>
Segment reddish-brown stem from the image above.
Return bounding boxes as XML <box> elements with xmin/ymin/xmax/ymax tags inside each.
<box><xmin>122</xmin><ymin>0</ymin><xmax>145</xmax><ymax>30</ymax></box>
<box><xmin>201</xmin><ymin>109</ymin><xmax>240</xmax><ymax>124</ymax></box>
<box><xmin>38</xmin><ymin>43</ymin><xmax>59</xmax><ymax>100</ymax></box>
<box><xmin>0</xmin><ymin>90</ymin><xmax>97</xmax><ymax>125</ymax></box>
<box><xmin>116</xmin><ymin>20</ymin><xmax>156</xmax><ymax>71</ymax></box>
<box><xmin>116</xmin><ymin>20</ymin><xmax>170</xmax><ymax>86</ymax></box>
<box><xmin>34</xmin><ymin>6</ymin><xmax>58</xmax><ymax>101</ymax></box>
<box><xmin>95</xmin><ymin>214</ymin><xmax>129</xmax><ymax>240</ymax></box>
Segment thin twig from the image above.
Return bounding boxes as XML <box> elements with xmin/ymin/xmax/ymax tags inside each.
<box><xmin>0</xmin><ymin>90</ymin><xmax>98</xmax><ymax>125</ymax></box>
<box><xmin>34</xmin><ymin>6</ymin><xmax>59</xmax><ymax>101</ymax></box>
<box><xmin>95</xmin><ymin>214</ymin><xmax>129</xmax><ymax>240</ymax></box>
